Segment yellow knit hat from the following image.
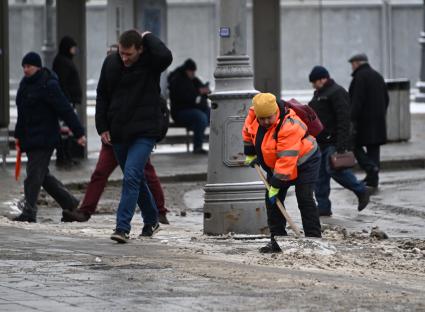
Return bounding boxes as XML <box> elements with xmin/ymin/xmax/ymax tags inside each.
<box><xmin>252</xmin><ymin>93</ymin><xmax>278</xmax><ymax>118</ymax></box>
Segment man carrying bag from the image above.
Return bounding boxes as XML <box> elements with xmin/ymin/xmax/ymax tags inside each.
<box><xmin>307</xmin><ymin>66</ymin><xmax>370</xmax><ymax>217</ymax></box>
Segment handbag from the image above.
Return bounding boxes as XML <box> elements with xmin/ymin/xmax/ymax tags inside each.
<box><xmin>329</xmin><ymin>151</ymin><xmax>356</xmax><ymax>170</ymax></box>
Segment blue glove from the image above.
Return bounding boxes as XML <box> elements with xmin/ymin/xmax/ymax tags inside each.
<box><xmin>268</xmin><ymin>186</ymin><xmax>280</xmax><ymax>205</ymax></box>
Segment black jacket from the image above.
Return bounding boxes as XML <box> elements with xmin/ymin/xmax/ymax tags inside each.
<box><xmin>95</xmin><ymin>34</ymin><xmax>172</xmax><ymax>143</ymax></box>
<box><xmin>308</xmin><ymin>79</ymin><xmax>351</xmax><ymax>152</ymax></box>
<box><xmin>52</xmin><ymin>37</ymin><xmax>82</xmax><ymax>104</ymax></box>
<box><xmin>14</xmin><ymin>68</ymin><xmax>84</xmax><ymax>152</ymax></box>
<box><xmin>168</xmin><ymin>66</ymin><xmax>208</xmax><ymax>119</ymax></box>
<box><xmin>349</xmin><ymin>63</ymin><xmax>389</xmax><ymax>146</ymax></box>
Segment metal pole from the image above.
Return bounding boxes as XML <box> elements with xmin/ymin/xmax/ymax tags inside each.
<box><xmin>0</xmin><ymin>0</ymin><xmax>9</xmax><ymax>128</ymax></box>
<box><xmin>204</xmin><ymin>0</ymin><xmax>268</xmax><ymax>235</ymax></box>
<box><xmin>41</xmin><ymin>0</ymin><xmax>55</xmax><ymax>69</ymax></box>
<box><xmin>0</xmin><ymin>1</ymin><xmax>10</xmax><ymax>166</ymax></box>
<box><xmin>416</xmin><ymin>0</ymin><xmax>425</xmax><ymax>102</ymax></box>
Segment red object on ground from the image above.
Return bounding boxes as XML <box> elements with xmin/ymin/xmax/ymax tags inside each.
<box><xmin>15</xmin><ymin>141</ymin><xmax>22</xmax><ymax>181</ymax></box>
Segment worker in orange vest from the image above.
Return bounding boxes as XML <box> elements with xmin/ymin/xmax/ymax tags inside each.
<box><xmin>242</xmin><ymin>93</ymin><xmax>322</xmax><ymax>253</ymax></box>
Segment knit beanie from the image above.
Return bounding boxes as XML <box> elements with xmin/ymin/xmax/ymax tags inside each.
<box><xmin>309</xmin><ymin>65</ymin><xmax>330</xmax><ymax>82</ymax></box>
<box><xmin>252</xmin><ymin>93</ymin><xmax>278</xmax><ymax>118</ymax></box>
<box><xmin>22</xmin><ymin>52</ymin><xmax>42</xmax><ymax>68</ymax></box>
<box><xmin>183</xmin><ymin>58</ymin><xmax>197</xmax><ymax>71</ymax></box>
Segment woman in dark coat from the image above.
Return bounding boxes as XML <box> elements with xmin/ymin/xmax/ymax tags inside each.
<box><xmin>349</xmin><ymin>54</ymin><xmax>389</xmax><ymax>189</ymax></box>
<box><xmin>53</xmin><ymin>36</ymin><xmax>82</xmax><ymax>105</ymax></box>
<box><xmin>52</xmin><ymin>36</ymin><xmax>83</xmax><ymax>168</ymax></box>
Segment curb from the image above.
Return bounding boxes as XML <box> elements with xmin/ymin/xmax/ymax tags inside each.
<box><xmin>380</xmin><ymin>158</ymin><xmax>425</xmax><ymax>170</ymax></box>
<box><xmin>65</xmin><ymin>172</ymin><xmax>208</xmax><ymax>189</ymax></box>
<box><xmin>63</xmin><ymin>157</ymin><xmax>425</xmax><ymax>188</ymax></box>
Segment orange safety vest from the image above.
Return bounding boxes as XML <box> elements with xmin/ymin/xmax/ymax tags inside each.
<box><xmin>242</xmin><ymin>107</ymin><xmax>318</xmax><ymax>182</ymax></box>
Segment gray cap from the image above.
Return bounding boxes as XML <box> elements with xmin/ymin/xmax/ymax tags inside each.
<box><xmin>348</xmin><ymin>53</ymin><xmax>368</xmax><ymax>63</ymax></box>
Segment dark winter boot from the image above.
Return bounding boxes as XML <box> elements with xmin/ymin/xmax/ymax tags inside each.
<box><xmin>14</xmin><ymin>200</ymin><xmax>36</xmax><ymax>222</ymax></box>
<box><xmin>259</xmin><ymin>237</ymin><xmax>282</xmax><ymax>253</ymax></box>
<box><xmin>363</xmin><ymin>168</ymin><xmax>379</xmax><ymax>188</ymax></box>
<box><xmin>62</xmin><ymin>209</ymin><xmax>91</xmax><ymax>222</ymax></box>
<box><xmin>356</xmin><ymin>189</ymin><xmax>370</xmax><ymax>212</ymax></box>
<box><xmin>13</xmin><ymin>213</ymin><xmax>36</xmax><ymax>223</ymax></box>
<box><xmin>158</xmin><ymin>213</ymin><xmax>170</xmax><ymax>225</ymax></box>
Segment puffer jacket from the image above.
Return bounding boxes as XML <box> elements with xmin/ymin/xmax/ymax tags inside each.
<box><xmin>14</xmin><ymin>68</ymin><xmax>84</xmax><ymax>152</ymax></box>
<box><xmin>95</xmin><ymin>34</ymin><xmax>173</xmax><ymax>143</ymax></box>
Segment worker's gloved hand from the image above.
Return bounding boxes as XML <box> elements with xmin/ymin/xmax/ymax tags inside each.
<box><xmin>268</xmin><ymin>186</ymin><xmax>280</xmax><ymax>205</ymax></box>
<box><xmin>244</xmin><ymin>155</ymin><xmax>258</xmax><ymax>168</ymax></box>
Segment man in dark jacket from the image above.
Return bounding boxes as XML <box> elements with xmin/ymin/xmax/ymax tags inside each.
<box><xmin>168</xmin><ymin>59</ymin><xmax>210</xmax><ymax>154</ymax></box>
<box><xmin>13</xmin><ymin>52</ymin><xmax>86</xmax><ymax>223</ymax></box>
<box><xmin>349</xmin><ymin>54</ymin><xmax>389</xmax><ymax>190</ymax></box>
<box><xmin>53</xmin><ymin>36</ymin><xmax>83</xmax><ymax>168</ymax></box>
<box><xmin>308</xmin><ymin>66</ymin><xmax>369</xmax><ymax>216</ymax></box>
<box><xmin>96</xmin><ymin>30</ymin><xmax>172</xmax><ymax>243</ymax></box>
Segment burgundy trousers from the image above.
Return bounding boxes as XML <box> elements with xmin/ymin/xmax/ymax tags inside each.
<box><xmin>79</xmin><ymin>143</ymin><xmax>167</xmax><ymax>215</ymax></box>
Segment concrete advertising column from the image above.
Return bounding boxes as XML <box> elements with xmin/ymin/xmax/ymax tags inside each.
<box><xmin>135</xmin><ymin>0</ymin><xmax>168</xmax><ymax>95</ymax></box>
<box><xmin>416</xmin><ymin>0</ymin><xmax>425</xmax><ymax>102</ymax></box>
<box><xmin>41</xmin><ymin>0</ymin><xmax>55</xmax><ymax>69</ymax></box>
<box><xmin>203</xmin><ymin>0</ymin><xmax>268</xmax><ymax>235</ymax></box>
<box><xmin>253</xmin><ymin>0</ymin><xmax>281</xmax><ymax>98</ymax></box>
<box><xmin>56</xmin><ymin>0</ymin><xmax>87</xmax><ymax>158</ymax></box>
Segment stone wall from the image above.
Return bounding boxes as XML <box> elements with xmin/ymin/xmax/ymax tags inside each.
<box><xmin>8</xmin><ymin>0</ymin><xmax>423</xmax><ymax>92</ymax></box>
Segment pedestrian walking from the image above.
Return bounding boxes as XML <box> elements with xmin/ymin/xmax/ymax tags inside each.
<box><xmin>13</xmin><ymin>52</ymin><xmax>86</xmax><ymax>223</ymax></box>
<box><xmin>243</xmin><ymin>93</ymin><xmax>322</xmax><ymax>253</ymax></box>
<box><xmin>96</xmin><ymin>30</ymin><xmax>172</xmax><ymax>243</ymax></box>
<box><xmin>168</xmin><ymin>58</ymin><xmax>210</xmax><ymax>154</ymax></box>
<box><xmin>53</xmin><ymin>36</ymin><xmax>83</xmax><ymax>168</ymax></box>
<box><xmin>62</xmin><ymin>143</ymin><xmax>170</xmax><ymax>224</ymax></box>
<box><xmin>348</xmin><ymin>53</ymin><xmax>389</xmax><ymax>190</ymax></box>
<box><xmin>308</xmin><ymin>66</ymin><xmax>370</xmax><ymax>216</ymax></box>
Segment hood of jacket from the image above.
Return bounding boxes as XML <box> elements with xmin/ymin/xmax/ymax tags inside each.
<box><xmin>59</xmin><ymin>36</ymin><xmax>77</xmax><ymax>59</ymax></box>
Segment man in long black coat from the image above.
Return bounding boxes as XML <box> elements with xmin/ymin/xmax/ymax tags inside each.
<box><xmin>348</xmin><ymin>54</ymin><xmax>389</xmax><ymax>189</ymax></box>
<box><xmin>14</xmin><ymin>52</ymin><xmax>86</xmax><ymax>223</ymax></box>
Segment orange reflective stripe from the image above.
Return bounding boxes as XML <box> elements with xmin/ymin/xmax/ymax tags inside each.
<box><xmin>297</xmin><ymin>137</ymin><xmax>318</xmax><ymax>165</ymax></box>
<box><xmin>272</xmin><ymin>172</ymin><xmax>291</xmax><ymax>181</ymax></box>
<box><xmin>284</xmin><ymin>117</ymin><xmax>307</xmax><ymax>131</ymax></box>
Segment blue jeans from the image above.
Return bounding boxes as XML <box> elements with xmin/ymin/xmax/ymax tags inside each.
<box><xmin>315</xmin><ymin>145</ymin><xmax>366</xmax><ymax>214</ymax></box>
<box><xmin>174</xmin><ymin>108</ymin><xmax>210</xmax><ymax>150</ymax></box>
<box><xmin>113</xmin><ymin>137</ymin><xmax>158</xmax><ymax>233</ymax></box>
